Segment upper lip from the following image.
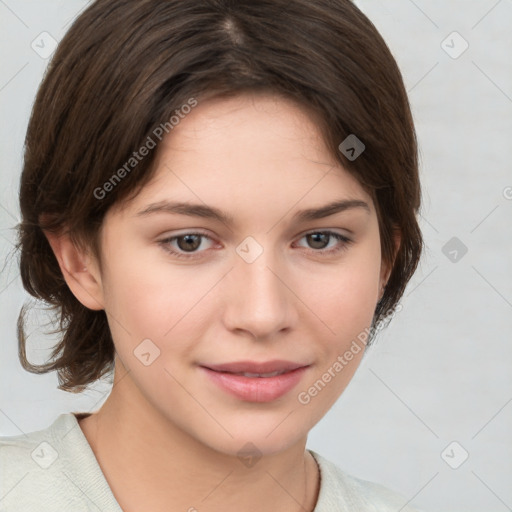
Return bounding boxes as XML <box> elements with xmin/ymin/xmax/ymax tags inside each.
<box><xmin>201</xmin><ymin>360</ymin><xmax>309</xmax><ymax>374</ymax></box>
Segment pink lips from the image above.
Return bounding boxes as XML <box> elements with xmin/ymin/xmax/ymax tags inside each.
<box><xmin>200</xmin><ymin>360</ymin><xmax>310</xmax><ymax>402</ymax></box>
<box><xmin>204</xmin><ymin>359</ymin><xmax>306</xmax><ymax>374</ymax></box>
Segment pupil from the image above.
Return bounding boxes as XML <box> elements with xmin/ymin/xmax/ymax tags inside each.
<box><xmin>178</xmin><ymin>235</ymin><xmax>201</xmax><ymax>252</ymax></box>
<box><xmin>308</xmin><ymin>233</ymin><xmax>328</xmax><ymax>249</ymax></box>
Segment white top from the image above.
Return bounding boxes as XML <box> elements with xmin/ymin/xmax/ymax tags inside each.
<box><xmin>0</xmin><ymin>413</ymin><xmax>422</xmax><ymax>511</ymax></box>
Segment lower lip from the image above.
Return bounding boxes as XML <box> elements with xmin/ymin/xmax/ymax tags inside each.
<box><xmin>200</xmin><ymin>366</ymin><xmax>309</xmax><ymax>402</ymax></box>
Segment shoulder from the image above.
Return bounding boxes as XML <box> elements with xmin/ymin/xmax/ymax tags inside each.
<box><xmin>0</xmin><ymin>413</ymin><xmax>117</xmax><ymax>512</ymax></box>
<box><xmin>310</xmin><ymin>450</ymin><xmax>425</xmax><ymax>512</ymax></box>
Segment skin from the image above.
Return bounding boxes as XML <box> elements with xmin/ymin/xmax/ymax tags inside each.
<box><xmin>46</xmin><ymin>93</ymin><xmax>396</xmax><ymax>512</ymax></box>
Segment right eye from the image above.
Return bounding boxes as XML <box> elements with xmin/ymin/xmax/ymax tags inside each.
<box><xmin>158</xmin><ymin>232</ymin><xmax>217</xmax><ymax>259</ymax></box>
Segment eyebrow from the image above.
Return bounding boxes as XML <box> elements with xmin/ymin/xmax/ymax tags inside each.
<box><xmin>135</xmin><ymin>199</ymin><xmax>370</xmax><ymax>225</ymax></box>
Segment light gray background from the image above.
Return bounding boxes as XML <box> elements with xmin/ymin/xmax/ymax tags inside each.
<box><xmin>1</xmin><ymin>1</ymin><xmax>511</xmax><ymax>511</ymax></box>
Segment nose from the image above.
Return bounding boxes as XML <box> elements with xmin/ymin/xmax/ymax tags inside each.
<box><xmin>222</xmin><ymin>250</ymin><xmax>298</xmax><ymax>340</ymax></box>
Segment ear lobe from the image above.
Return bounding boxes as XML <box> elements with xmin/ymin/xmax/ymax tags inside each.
<box><xmin>43</xmin><ymin>229</ymin><xmax>105</xmax><ymax>311</ymax></box>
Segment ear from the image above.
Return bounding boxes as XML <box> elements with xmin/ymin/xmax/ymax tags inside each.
<box><xmin>43</xmin><ymin>229</ymin><xmax>105</xmax><ymax>311</ymax></box>
<box><xmin>379</xmin><ymin>228</ymin><xmax>401</xmax><ymax>300</ymax></box>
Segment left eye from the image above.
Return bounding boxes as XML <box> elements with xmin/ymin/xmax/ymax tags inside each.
<box><xmin>295</xmin><ymin>231</ymin><xmax>351</xmax><ymax>254</ymax></box>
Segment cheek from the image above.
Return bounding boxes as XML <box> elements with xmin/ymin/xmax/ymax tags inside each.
<box><xmin>98</xmin><ymin>234</ymin><xmax>169</xmax><ymax>339</ymax></box>
<box><xmin>295</xmin><ymin>252</ymin><xmax>380</xmax><ymax>413</ymax></box>
<box><xmin>100</xmin><ymin>239</ymin><xmax>220</xmax><ymax>359</ymax></box>
<box><xmin>309</xmin><ymin>245</ymin><xmax>382</xmax><ymax>342</ymax></box>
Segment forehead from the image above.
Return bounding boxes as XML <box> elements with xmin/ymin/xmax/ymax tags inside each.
<box><xmin>173</xmin><ymin>92</ymin><xmax>321</xmax><ymax>131</ymax></box>
<box><xmin>157</xmin><ymin>92</ymin><xmax>331</xmax><ymax>164</ymax></box>
<box><xmin>113</xmin><ymin>93</ymin><xmax>374</xmax><ymax>219</ymax></box>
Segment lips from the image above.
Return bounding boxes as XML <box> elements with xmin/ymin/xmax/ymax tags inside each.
<box><xmin>201</xmin><ymin>360</ymin><xmax>308</xmax><ymax>376</ymax></box>
<box><xmin>200</xmin><ymin>362</ymin><xmax>310</xmax><ymax>402</ymax></box>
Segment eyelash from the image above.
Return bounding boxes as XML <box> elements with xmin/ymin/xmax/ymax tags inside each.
<box><xmin>158</xmin><ymin>230</ymin><xmax>353</xmax><ymax>260</ymax></box>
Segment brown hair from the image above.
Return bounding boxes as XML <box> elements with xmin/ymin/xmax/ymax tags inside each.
<box><xmin>16</xmin><ymin>0</ymin><xmax>423</xmax><ymax>392</ymax></box>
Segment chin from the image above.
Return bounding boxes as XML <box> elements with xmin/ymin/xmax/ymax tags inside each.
<box><xmin>193</xmin><ymin>413</ymin><xmax>312</xmax><ymax>459</ymax></box>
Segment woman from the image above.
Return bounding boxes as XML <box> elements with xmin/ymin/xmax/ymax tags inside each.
<box><xmin>1</xmin><ymin>1</ymin><xmax>423</xmax><ymax>510</ymax></box>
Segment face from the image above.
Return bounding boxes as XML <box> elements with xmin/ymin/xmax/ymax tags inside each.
<box><xmin>93</xmin><ymin>93</ymin><xmax>389</xmax><ymax>456</ymax></box>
